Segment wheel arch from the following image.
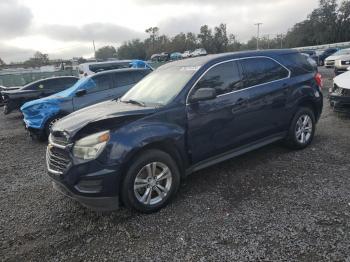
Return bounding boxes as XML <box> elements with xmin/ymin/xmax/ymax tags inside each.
<box><xmin>120</xmin><ymin>139</ymin><xmax>188</xmax><ymax>181</ymax></box>
<box><xmin>297</xmin><ymin>98</ymin><xmax>321</xmax><ymax>122</ymax></box>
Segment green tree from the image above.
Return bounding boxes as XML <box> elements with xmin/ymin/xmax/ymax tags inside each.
<box><xmin>185</xmin><ymin>32</ymin><xmax>198</xmax><ymax>50</ymax></box>
<box><xmin>227</xmin><ymin>34</ymin><xmax>242</xmax><ymax>51</ymax></box>
<box><xmin>95</xmin><ymin>46</ymin><xmax>117</xmax><ymax>61</ymax></box>
<box><xmin>117</xmin><ymin>39</ymin><xmax>147</xmax><ymax>60</ymax></box>
<box><xmin>198</xmin><ymin>25</ymin><xmax>214</xmax><ymax>53</ymax></box>
<box><xmin>145</xmin><ymin>27</ymin><xmax>159</xmax><ymax>55</ymax></box>
<box><xmin>24</xmin><ymin>51</ymin><xmax>49</xmax><ymax>67</ymax></box>
<box><xmin>77</xmin><ymin>57</ymin><xmax>87</xmax><ymax>64</ymax></box>
<box><xmin>214</xmin><ymin>23</ymin><xmax>229</xmax><ymax>53</ymax></box>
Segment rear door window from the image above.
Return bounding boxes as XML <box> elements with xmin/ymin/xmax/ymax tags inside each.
<box><xmin>240</xmin><ymin>57</ymin><xmax>289</xmax><ymax>87</ymax></box>
<box><xmin>114</xmin><ymin>72</ymin><xmax>136</xmax><ymax>87</ymax></box>
<box><xmin>87</xmin><ymin>74</ymin><xmax>112</xmax><ymax>93</ymax></box>
<box><xmin>194</xmin><ymin>61</ymin><xmax>243</xmax><ymax>96</ymax></box>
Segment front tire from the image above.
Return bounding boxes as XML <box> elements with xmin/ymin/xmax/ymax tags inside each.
<box><xmin>285</xmin><ymin>107</ymin><xmax>315</xmax><ymax>150</ymax></box>
<box><xmin>121</xmin><ymin>149</ymin><xmax>180</xmax><ymax>213</ymax></box>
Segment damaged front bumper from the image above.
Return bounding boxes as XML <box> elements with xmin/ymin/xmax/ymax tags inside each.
<box><xmin>329</xmin><ymin>88</ymin><xmax>350</xmax><ymax>112</ymax></box>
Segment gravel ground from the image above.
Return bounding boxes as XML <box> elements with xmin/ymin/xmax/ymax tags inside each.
<box><xmin>1</xmin><ymin>68</ymin><xmax>350</xmax><ymax>261</ymax></box>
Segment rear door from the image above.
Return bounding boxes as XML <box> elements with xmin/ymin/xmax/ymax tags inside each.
<box><xmin>73</xmin><ymin>73</ymin><xmax>112</xmax><ymax>111</ymax></box>
<box><xmin>240</xmin><ymin>57</ymin><xmax>291</xmax><ymax>140</ymax></box>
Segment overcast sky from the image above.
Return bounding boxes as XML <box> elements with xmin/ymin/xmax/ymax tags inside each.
<box><xmin>0</xmin><ymin>0</ymin><xmax>320</xmax><ymax>63</ymax></box>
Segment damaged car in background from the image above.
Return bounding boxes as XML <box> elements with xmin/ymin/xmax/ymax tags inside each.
<box><xmin>21</xmin><ymin>68</ymin><xmax>152</xmax><ymax>141</ymax></box>
<box><xmin>0</xmin><ymin>85</ymin><xmax>21</xmax><ymax>106</ymax></box>
<box><xmin>1</xmin><ymin>76</ymin><xmax>79</xmax><ymax>115</ymax></box>
<box><xmin>329</xmin><ymin>67</ymin><xmax>350</xmax><ymax>112</ymax></box>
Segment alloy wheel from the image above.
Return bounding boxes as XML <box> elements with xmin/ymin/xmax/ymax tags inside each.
<box><xmin>134</xmin><ymin>162</ymin><xmax>172</xmax><ymax>206</ymax></box>
<box><xmin>295</xmin><ymin>114</ymin><xmax>313</xmax><ymax>144</ymax></box>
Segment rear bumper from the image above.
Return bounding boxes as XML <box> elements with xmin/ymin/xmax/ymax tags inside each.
<box><xmin>52</xmin><ymin>180</ymin><xmax>119</xmax><ymax>211</ymax></box>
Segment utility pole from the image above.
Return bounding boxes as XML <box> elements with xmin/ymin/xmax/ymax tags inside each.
<box><xmin>254</xmin><ymin>23</ymin><xmax>263</xmax><ymax>50</ymax></box>
<box><xmin>93</xmin><ymin>40</ymin><xmax>96</xmax><ymax>61</ymax></box>
<box><xmin>278</xmin><ymin>34</ymin><xmax>283</xmax><ymax>49</ymax></box>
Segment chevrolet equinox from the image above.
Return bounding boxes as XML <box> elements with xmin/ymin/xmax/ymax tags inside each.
<box><xmin>47</xmin><ymin>50</ymin><xmax>323</xmax><ymax>213</ymax></box>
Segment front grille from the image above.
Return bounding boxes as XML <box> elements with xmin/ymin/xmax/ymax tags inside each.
<box><xmin>335</xmin><ymin>87</ymin><xmax>350</xmax><ymax>97</ymax></box>
<box><xmin>341</xmin><ymin>88</ymin><xmax>350</xmax><ymax>96</ymax></box>
<box><xmin>47</xmin><ymin>146</ymin><xmax>71</xmax><ymax>174</ymax></box>
<box><xmin>326</xmin><ymin>60</ymin><xmax>335</xmax><ymax>65</ymax></box>
<box><xmin>50</xmin><ymin>132</ymin><xmax>70</xmax><ymax>147</ymax></box>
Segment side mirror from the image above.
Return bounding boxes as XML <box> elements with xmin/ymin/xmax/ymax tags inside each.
<box><xmin>189</xmin><ymin>88</ymin><xmax>217</xmax><ymax>103</ymax></box>
<box><xmin>75</xmin><ymin>89</ymin><xmax>87</xmax><ymax>97</ymax></box>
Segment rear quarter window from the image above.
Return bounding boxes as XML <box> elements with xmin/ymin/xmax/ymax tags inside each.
<box><xmin>280</xmin><ymin>53</ymin><xmax>315</xmax><ymax>76</ymax></box>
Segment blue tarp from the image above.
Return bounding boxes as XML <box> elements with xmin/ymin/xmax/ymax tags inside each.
<box><xmin>21</xmin><ymin>77</ymin><xmax>93</xmax><ymax>129</ymax></box>
<box><xmin>130</xmin><ymin>60</ymin><xmax>153</xmax><ymax>69</ymax></box>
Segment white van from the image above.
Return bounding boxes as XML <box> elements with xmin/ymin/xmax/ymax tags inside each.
<box><xmin>78</xmin><ymin>60</ymin><xmax>132</xmax><ymax>78</ymax></box>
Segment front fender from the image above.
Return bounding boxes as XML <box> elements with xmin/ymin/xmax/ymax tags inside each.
<box><xmin>22</xmin><ymin>102</ymin><xmax>61</xmax><ymax>129</ymax></box>
<box><xmin>107</xmin><ymin>121</ymin><xmax>186</xmax><ymax>167</ymax></box>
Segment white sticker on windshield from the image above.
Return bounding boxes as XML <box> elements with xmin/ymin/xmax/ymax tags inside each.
<box><xmin>180</xmin><ymin>66</ymin><xmax>201</xmax><ymax>71</ymax></box>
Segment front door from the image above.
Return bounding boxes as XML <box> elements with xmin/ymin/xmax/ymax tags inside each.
<box><xmin>186</xmin><ymin>60</ymin><xmax>253</xmax><ymax>163</ymax></box>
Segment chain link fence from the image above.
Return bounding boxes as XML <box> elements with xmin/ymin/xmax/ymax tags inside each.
<box><xmin>0</xmin><ymin>69</ymin><xmax>78</xmax><ymax>87</ymax></box>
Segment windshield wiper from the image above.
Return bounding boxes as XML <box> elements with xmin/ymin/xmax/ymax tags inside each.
<box><xmin>121</xmin><ymin>99</ymin><xmax>146</xmax><ymax>107</ymax></box>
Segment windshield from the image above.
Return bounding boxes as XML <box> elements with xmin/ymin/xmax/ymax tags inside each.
<box><xmin>121</xmin><ymin>66</ymin><xmax>198</xmax><ymax>106</ymax></box>
<box><xmin>333</xmin><ymin>49</ymin><xmax>350</xmax><ymax>56</ymax></box>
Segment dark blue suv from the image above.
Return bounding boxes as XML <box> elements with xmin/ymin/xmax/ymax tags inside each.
<box><xmin>47</xmin><ymin>50</ymin><xmax>323</xmax><ymax>213</ymax></box>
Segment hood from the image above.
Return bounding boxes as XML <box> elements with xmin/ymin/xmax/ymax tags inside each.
<box><xmin>52</xmin><ymin>99</ymin><xmax>157</xmax><ymax>137</ymax></box>
<box><xmin>326</xmin><ymin>54</ymin><xmax>350</xmax><ymax>61</ymax></box>
<box><xmin>20</xmin><ymin>89</ymin><xmax>72</xmax><ymax>110</ymax></box>
<box><xmin>334</xmin><ymin>71</ymin><xmax>350</xmax><ymax>90</ymax></box>
<box><xmin>326</xmin><ymin>55</ymin><xmax>343</xmax><ymax>61</ymax></box>
<box><xmin>338</xmin><ymin>54</ymin><xmax>350</xmax><ymax>61</ymax></box>
<box><xmin>21</xmin><ymin>95</ymin><xmax>60</xmax><ymax>111</ymax></box>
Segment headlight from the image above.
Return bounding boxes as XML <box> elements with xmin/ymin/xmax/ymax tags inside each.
<box><xmin>73</xmin><ymin>131</ymin><xmax>110</xmax><ymax>160</ymax></box>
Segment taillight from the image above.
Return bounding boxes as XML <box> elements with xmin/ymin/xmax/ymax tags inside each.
<box><xmin>315</xmin><ymin>72</ymin><xmax>323</xmax><ymax>91</ymax></box>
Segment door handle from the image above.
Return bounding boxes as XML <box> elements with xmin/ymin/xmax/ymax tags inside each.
<box><xmin>236</xmin><ymin>98</ymin><xmax>247</xmax><ymax>106</ymax></box>
<box><xmin>232</xmin><ymin>98</ymin><xmax>248</xmax><ymax>113</ymax></box>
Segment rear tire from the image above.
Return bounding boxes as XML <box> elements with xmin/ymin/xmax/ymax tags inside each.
<box><xmin>121</xmin><ymin>149</ymin><xmax>180</xmax><ymax>213</ymax></box>
<box><xmin>285</xmin><ymin>107</ymin><xmax>315</xmax><ymax>150</ymax></box>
